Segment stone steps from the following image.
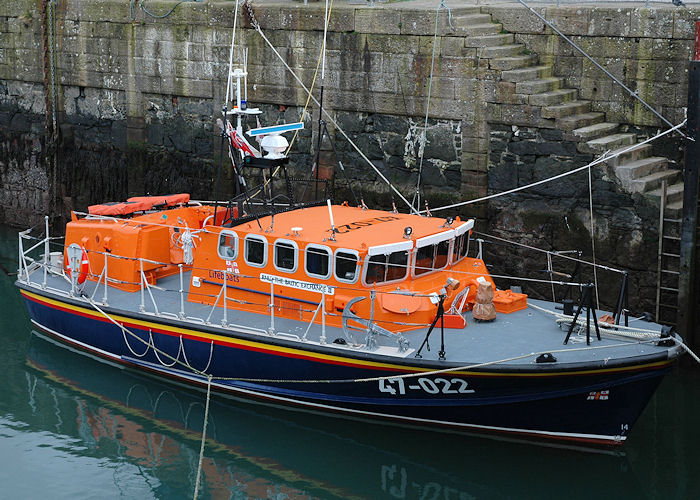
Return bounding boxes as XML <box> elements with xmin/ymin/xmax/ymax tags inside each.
<box><xmin>649</xmin><ymin>182</ymin><xmax>685</xmax><ymax>204</ymax></box>
<box><xmin>605</xmin><ymin>143</ymin><xmax>653</xmax><ymax>167</ymax></box>
<box><xmin>571</xmin><ymin>122</ymin><xmax>618</xmax><ymax>141</ymax></box>
<box><xmin>501</xmin><ymin>65</ymin><xmax>552</xmax><ymax>83</ymax></box>
<box><xmin>528</xmin><ymin>88</ymin><xmax>578</xmax><ymax>106</ymax></box>
<box><xmin>556</xmin><ymin>112</ymin><xmax>605</xmax><ymax>131</ymax></box>
<box><xmin>479</xmin><ymin>44</ymin><xmax>525</xmax><ymax>58</ymax></box>
<box><xmin>614</xmin><ymin>157</ymin><xmax>669</xmax><ymax>184</ymax></box>
<box><xmin>541</xmin><ymin>100</ymin><xmax>591</xmax><ymax>119</ymax></box>
<box><xmin>666</xmin><ymin>199</ymin><xmax>684</xmax><ymax>219</ymax></box>
<box><xmin>464</xmin><ymin>33</ymin><xmax>514</xmax><ymax>48</ymax></box>
<box><xmin>461</xmin><ymin>23</ymin><xmax>504</xmax><ymax>36</ymax></box>
<box><xmin>630</xmin><ymin>169</ymin><xmax>681</xmax><ymax>193</ymax></box>
<box><xmin>489</xmin><ymin>54</ymin><xmax>538</xmax><ymax>70</ymax></box>
<box><xmin>451</xmin><ymin>13</ymin><xmax>496</xmax><ymax>27</ymax></box>
<box><xmin>515</xmin><ymin>77</ymin><xmax>564</xmax><ymax>95</ymax></box>
<box><xmin>579</xmin><ymin>132</ymin><xmax>636</xmax><ymax>154</ymax></box>
<box><xmin>473</xmin><ymin>9</ymin><xmax>682</xmax><ymax>213</ymax></box>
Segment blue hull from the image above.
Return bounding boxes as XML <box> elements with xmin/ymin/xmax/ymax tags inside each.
<box><xmin>20</xmin><ymin>286</ymin><xmax>674</xmax><ymax>445</ymax></box>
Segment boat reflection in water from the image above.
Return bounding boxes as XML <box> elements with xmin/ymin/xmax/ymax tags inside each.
<box><xmin>25</xmin><ymin>330</ymin><xmax>654</xmax><ymax>500</ymax></box>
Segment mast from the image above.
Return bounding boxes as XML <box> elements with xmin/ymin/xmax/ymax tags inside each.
<box><xmin>313</xmin><ymin>0</ymin><xmax>330</xmax><ymax>199</ymax></box>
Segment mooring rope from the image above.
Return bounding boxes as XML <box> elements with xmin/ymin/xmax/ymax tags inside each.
<box><xmin>192</xmin><ymin>374</ymin><xmax>212</xmax><ymax>500</ymax></box>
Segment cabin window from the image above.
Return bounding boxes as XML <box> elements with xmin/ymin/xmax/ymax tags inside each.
<box><xmin>244</xmin><ymin>235</ymin><xmax>267</xmax><ymax>267</ymax></box>
<box><xmin>365</xmin><ymin>250</ymin><xmax>409</xmax><ymax>285</ymax></box>
<box><xmin>415</xmin><ymin>239</ymin><xmax>451</xmax><ymax>276</ymax></box>
<box><xmin>305</xmin><ymin>245</ymin><xmax>331</xmax><ymax>279</ymax></box>
<box><xmin>217</xmin><ymin>231</ymin><xmax>238</xmax><ymax>260</ymax></box>
<box><xmin>335</xmin><ymin>250</ymin><xmax>359</xmax><ymax>283</ymax></box>
<box><xmin>274</xmin><ymin>240</ymin><xmax>298</xmax><ymax>272</ymax></box>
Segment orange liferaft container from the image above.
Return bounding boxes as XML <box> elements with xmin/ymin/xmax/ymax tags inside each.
<box><xmin>492</xmin><ymin>289</ymin><xmax>528</xmax><ymax>314</ymax></box>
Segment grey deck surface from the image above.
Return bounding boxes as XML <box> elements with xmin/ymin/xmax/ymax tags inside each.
<box><xmin>21</xmin><ymin>266</ymin><xmax>677</xmax><ymax>368</ymax></box>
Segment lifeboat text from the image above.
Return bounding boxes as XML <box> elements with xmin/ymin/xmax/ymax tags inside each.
<box><xmin>335</xmin><ymin>215</ymin><xmax>401</xmax><ymax>234</ymax></box>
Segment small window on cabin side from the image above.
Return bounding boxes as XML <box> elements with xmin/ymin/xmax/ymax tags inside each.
<box><xmin>275</xmin><ymin>241</ymin><xmax>297</xmax><ymax>272</ymax></box>
<box><xmin>306</xmin><ymin>246</ymin><xmax>330</xmax><ymax>278</ymax></box>
<box><xmin>245</xmin><ymin>236</ymin><xmax>266</xmax><ymax>266</ymax></box>
<box><xmin>335</xmin><ymin>251</ymin><xmax>358</xmax><ymax>282</ymax></box>
<box><xmin>218</xmin><ymin>232</ymin><xmax>237</xmax><ymax>260</ymax></box>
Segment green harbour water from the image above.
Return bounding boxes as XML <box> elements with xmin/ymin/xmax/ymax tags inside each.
<box><xmin>1</xmin><ymin>224</ymin><xmax>699</xmax><ymax>500</ymax></box>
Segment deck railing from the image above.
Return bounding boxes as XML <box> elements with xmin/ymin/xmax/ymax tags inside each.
<box><xmin>17</xmin><ymin>221</ymin><xmax>408</xmax><ymax>350</ymax></box>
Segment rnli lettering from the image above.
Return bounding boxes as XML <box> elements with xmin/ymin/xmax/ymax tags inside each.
<box><xmin>208</xmin><ymin>270</ymin><xmax>240</xmax><ymax>283</ymax></box>
<box><xmin>335</xmin><ymin>215</ymin><xmax>401</xmax><ymax>234</ymax></box>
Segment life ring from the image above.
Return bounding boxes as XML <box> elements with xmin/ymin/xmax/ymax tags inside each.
<box><xmin>77</xmin><ymin>248</ymin><xmax>89</xmax><ymax>284</ymax></box>
<box><xmin>67</xmin><ymin>246</ymin><xmax>89</xmax><ymax>284</ymax></box>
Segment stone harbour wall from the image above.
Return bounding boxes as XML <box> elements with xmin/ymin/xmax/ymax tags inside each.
<box><xmin>0</xmin><ymin>0</ymin><xmax>696</xmax><ymax>314</ymax></box>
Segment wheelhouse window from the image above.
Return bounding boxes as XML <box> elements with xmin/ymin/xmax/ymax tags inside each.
<box><xmin>244</xmin><ymin>235</ymin><xmax>267</xmax><ymax>267</ymax></box>
<box><xmin>305</xmin><ymin>245</ymin><xmax>331</xmax><ymax>279</ymax></box>
<box><xmin>335</xmin><ymin>250</ymin><xmax>359</xmax><ymax>283</ymax></box>
<box><xmin>217</xmin><ymin>231</ymin><xmax>238</xmax><ymax>260</ymax></box>
<box><xmin>453</xmin><ymin>233</ymin><xmax>470</xmax><ymax>262</ymax></box>
<box><xmin>274</xmin><ymin>240</ymin><xmax>298</xmax><ymax>272</ymax></box>
<box><xmin>452</xmin><ymin>220</ymin><xmax>474</xmax><ymax>263</ymax></box>
<box><xmin>414</xmin><ymin>234</ymin><xmax>452</xmax><ymax>276</ymax></box>
<box><xmin>365</xmin><ymin>250</ymin><xmax>409</xmax><ymax>285</ymax></box>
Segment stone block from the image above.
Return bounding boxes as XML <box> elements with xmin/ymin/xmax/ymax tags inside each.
<box><xmin>462</xmin><ymin>136</ymin><xmax>489</xmax><ymax>154</ymax></box>
<box><xmin>579</xmin><ymin>79</ymin><xmax>613</xmax><ymax>102</ymax></box>
<box><xmin>483</xmin><ymin>81</ymin><xmax>528</xmax><ymax>105</ymax></box>
<box><xmin>651</xmin><ymin>38</ymin><xmax>692</xmax><ymax>61</ymax></box>
<box><xmin>69</xmin><ymin>0</ymin><xmax>139</xmax><ymax>23</ymax></box>
<box><xmin>1</xmin><ymin>0</ymin><xmax>33</xmax><ymax>18</ymax></box>
<box><xmin>546</xmin><ymin>7</ymin><xmax>590</xmax><ymax>36</ymax></box>
<box><xmin>485</xmin><ymin>6</ymin><xmax>546</xmax><ymax>34</ymax></box>
<box><xmin>435</xmin><ymin>56</ymin><xmax>476</xmax><ymax>78</ymax></box>
<box><xmin>186</xmin><ymin>42</ymin><xmax>205</xmax><ymax>62</ymax></box>
<box><xmin>280</xmin><ymin>5</ymin><xmax>332</xmax><ymax>32</ymax></box>
<box><xmin>170</xmin><ymin>77</ymin><xmax>213</xmax><ymax>99</ymax></box>
<box><xmin>418</xmin><ymin>36</ymin><xmax>439</xmax><ymax>55</ymax></box>
<box><xmin>454</xmin><ymin>78</ymin><xmax>478</xmax><ymax>101</ymax></box>
<box><xmin>288</xmin><ymin>30</ymin><xmax>321</xmax><ymax>50</ymax></box>
<box><xmin>461</xmin><ymin>152</ymin><xmax>488</xmax><ymax>173</ymax></box>
<box><xmin>440</xmin><ymin>37</ymin><xmax>466</xmax><ymax>57</ymax></box>
<box><xmin>91</xmin><ymin>21</ymin><xmax>126</xmax><ymax>39</ymax></box>
<box><xmin>355</xmin><ymin>8</ymin><xmax>400</xmax><ymax>35</ymax></box>
<box><xmin>381</xmin><ymin>53</ymin><xmax>415</xmax><ymax>75</ymax></box>
<box><xmin>400</xmin><ymin>10</ymin><xmax>455</xmax><ymax>37</ymax></box>
<box><xmin>581</xmin><ymin>56</ymin><xmax>625</xmax><ymax>82</ymax></box>
<box><xmin>630</xmin><ymin>8</ymin><xmax>674</xmax><ymax>39</ymax></box>
<box><xmin>588</xmin><ymin>8</ymin><xmax>630</xmax><ymax>37</ymax></box>
<box><xmin>553</xmin><ymin>56</ymin><xmax>582</xmax><ymax>80</ymax></box>
<box><xmin>156</xmin><ymin>40</ymin><xmax>188</xmax><ymax>61</ymax></box>
<box><xmin>366</xmin><ymin>34</ymin><xmax>420</xmax><ymax>55</ymax></box>
<box><xmin>673</xmin><ymin>8</ymin><xmax>699</xmax><ymax>39</ymax></box>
